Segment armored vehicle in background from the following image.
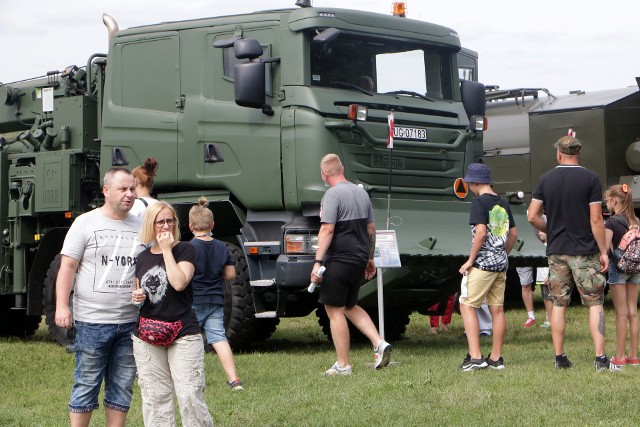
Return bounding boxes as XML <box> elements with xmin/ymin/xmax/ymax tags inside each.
<box><xmin>484</xmin><ymin>84</ymin><xmax>640</xmax><ymax>205</ymax></box>
<box><xmin>0</xmin><ymin>3</ymin><xmax>543</xmax><ymax>349</ymax></box>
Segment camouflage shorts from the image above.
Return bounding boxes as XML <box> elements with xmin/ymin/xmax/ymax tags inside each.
<box><xmin>547</xmin><ymin>254</ymin><xmax>606</xmax><ymax>307</ymax></box>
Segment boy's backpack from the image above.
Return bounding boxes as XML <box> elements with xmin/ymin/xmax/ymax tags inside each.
<box><xmin>613</xmin><ymin>222</ymin><xmax>640</xmax><ymax>274</ymax></box>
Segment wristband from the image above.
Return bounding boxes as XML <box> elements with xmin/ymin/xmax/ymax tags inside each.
<box><xmin>314</xmin><ymin>259</ymin><xmax>323</xmax><ymax>264</ymax></box>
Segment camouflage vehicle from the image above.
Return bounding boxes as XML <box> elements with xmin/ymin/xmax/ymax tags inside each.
<box><xmin>0</xmin><ymin>2</ymin><xmax>543</xmax><ymax>349</ymax></box>
<box><xmin>484</xmin><ymin>84</ymin><xmax>640</xmax><ymax>205</ymax></box>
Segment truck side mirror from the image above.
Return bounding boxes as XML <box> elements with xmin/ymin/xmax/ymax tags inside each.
<box><xmin>313</xmin><ymin>27</ymin><xmax>341</xmax><ymax>43</ymax></box>
<box><xmin>232</xmin><ymin>39</ymin><xmax>280</xmax><ymax>113</ymax></box>
<box><xmin>234</xmin><ymin>39</ymin><xmax>266</xmax><ymax>109</ymax></box>
<box><xmin>234</xmin><ymin>39</ymin><xmax>264</xmax><ymax>59</ymax></box>
<box><xmin>235</xmin><ymin>62</ymin><xmax>265</xmax><ymax>108</ymax></box>
<box><xmin>460</xmin><ymin>79</ymin><xmax>486</xmax><ymax>118</ymax></box>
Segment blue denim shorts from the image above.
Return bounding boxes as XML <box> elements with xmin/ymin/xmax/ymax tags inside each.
<box><xmin>193</xmin><ymin>303</ymin><xmax>227</xmax><ymax>344</ymax></box>
<box><xmin>608</xmin><ymin>261</ymin><xmax>640</xmax><ymax>285</ymax></box>
<box><xmin>69</xmin><ymin>321</ymin><xmax>137</xmax><ymax>413</ymax></box>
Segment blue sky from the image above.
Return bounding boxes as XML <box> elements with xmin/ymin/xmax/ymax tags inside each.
<box><xmin>1</xmin><ymin>0</ymin><xmax>638</xmax><ymax>95</ymax></box>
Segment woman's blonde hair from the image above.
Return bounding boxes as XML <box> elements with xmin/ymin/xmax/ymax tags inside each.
<box><xmin>189</xmin><ymin>196</ymin><xmax>214</xmax><ymax>232</ymax></box>
<box><xmin>139</xmin><ymin>201</ymin><xmax>180</xmax><ymax>245</ymax></box>
<box><xmin>605</xmin><ymin>184</ymin><xmax>638</xmax><ymax>228</ymax></box>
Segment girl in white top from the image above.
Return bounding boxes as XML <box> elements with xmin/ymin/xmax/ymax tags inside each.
<box><xmin>130</xmin><ymin>157</ymin><xmax>159</xmax><ymax>218</ymax></box>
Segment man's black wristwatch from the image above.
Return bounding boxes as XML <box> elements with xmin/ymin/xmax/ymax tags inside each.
<box><xmin>314</xmin><ymin>259</ymin><xmax>323</xmax><ymax>264</ymax></box>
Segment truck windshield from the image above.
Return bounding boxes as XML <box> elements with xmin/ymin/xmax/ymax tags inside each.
<box><xmin>310</xmin><ymin>34</ymin><xmax>454</xmax><ymax>101</ymax></box>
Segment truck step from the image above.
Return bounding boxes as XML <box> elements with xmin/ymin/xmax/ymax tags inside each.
<box><xmin>250</xmin><ymin>279</ymin><xmax>275</xmax><ymax>287</ymax></box>
<box><xmin>254</xmin><ymin>311</ymin><xmax>277</xmax><ymax>318</ymax></box>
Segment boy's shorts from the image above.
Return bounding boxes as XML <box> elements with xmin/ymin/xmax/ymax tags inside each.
<box><xmin>193</xmin><ymin>303</ymin><xmax>227</xmax><ymax>344</ymax></box>
<box><xmin>459</xmin><ymin>267</ymin><xmax>506</xmax><ymax>308</ymax></box>
<box><xmin>548</xmin><ymin>254</ymin><xmax>605</xmax><ymax>307</ymax></box>
<box><xmin>516</xmin><ymin>267</ymin><xmax>533</xmax><ymax>286</ymax></box>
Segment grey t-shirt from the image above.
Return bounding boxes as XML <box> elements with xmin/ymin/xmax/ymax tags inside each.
<box><xmin>320</xmin><ymin>181</ymin><xmax>374</xmax><ymax>266</ymax></box>
<box><xmin>61</xmin><ymin>208</ymin><xmax>144</xmax><ymax>323</ymax></box>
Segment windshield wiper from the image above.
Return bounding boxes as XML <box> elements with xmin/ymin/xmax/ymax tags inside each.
<box><xmin>328</xmin><ymin>81</ymin><xmax>373</xmax><ymax>96</ymax></box>
<box><xmin>384</xmin><ymin>90</ymin><xmax>435</xmax><ymax>102</ymax></box>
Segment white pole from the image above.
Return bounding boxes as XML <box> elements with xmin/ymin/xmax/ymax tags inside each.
<box><xmin>377</xmin><ymin>267</ymin><xmax>385</xmax><ymax>340</ymax></box>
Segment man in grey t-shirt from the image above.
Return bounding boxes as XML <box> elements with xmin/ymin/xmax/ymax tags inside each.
<box><xmin>311</xmin><ymin>154</ymin><xmax>392</xmax><ymax>376</ymax></box>
<box><xmin>56</xmin><ymin>167</ymin><xmax>143</xmax><ymax>426</ymax></box>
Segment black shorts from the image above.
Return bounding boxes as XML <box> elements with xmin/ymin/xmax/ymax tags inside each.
<box><xmin>318</xmin><ymin>261</ymin><xmax>365</xmax><ymax>308</ymax></box>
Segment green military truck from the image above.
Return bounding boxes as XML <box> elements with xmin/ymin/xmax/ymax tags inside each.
<box><xmin>0</xmin><ymin>3</ymin><xmax>543</xmax><ymax>349</ymax></box>
<box><xmin>484</xmin><ymin>84</ymin><xmax>640</xmax><ymax>204</ymax></box>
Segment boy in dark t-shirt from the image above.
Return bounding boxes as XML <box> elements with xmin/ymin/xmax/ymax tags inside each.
<box><xmin>458</xmin><ymin>163</ymin><xmax>517</xmax><ymax>371</ymax></box>
<box><xmin>189</xmin><ymin>197</ymin><xmax>243</xmax><ymax>391</ymax></box>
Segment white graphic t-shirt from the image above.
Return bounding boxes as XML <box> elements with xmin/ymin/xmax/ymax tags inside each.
<box><xmin>61</xmin><ymin>209</ymin><xmax>143</xmax><ymax>323</ymax></box>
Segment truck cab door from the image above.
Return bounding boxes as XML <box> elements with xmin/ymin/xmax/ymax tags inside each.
<box><xmin>101</xmin><ymin>33</ymin><xmax>180</xmax><ymax>184</ymax></box>
<box><xmin>176</xmin><ymin>27</ymin><xmax>283</xmax><ymax>210</ymax></box>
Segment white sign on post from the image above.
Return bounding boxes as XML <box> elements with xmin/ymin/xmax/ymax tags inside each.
<box><xmin>373</xmin><ymin>230</ymin><xmax>400</xmax><ymax>344</ymax></box>
<box><xmin>374</xmin><ymin>230</ymin><xmax>401</xmax><ymax>268</ymax></box>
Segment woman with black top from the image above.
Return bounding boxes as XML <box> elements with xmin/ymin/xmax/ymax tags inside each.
<box><xmin>131</xmin><ymin>201</ymin><xmax>213</xmax><ymax>426</ymax></box>
<box><xmin>604</xmin><ymin>183</ymin><xmax>640</xmax><ymax>368</ymax></box>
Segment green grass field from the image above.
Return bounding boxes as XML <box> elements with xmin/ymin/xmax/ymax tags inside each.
<box><xmin>1</xmin><ymin>296</ymin><xmax>638</xmax><ymax>426</ymax></box>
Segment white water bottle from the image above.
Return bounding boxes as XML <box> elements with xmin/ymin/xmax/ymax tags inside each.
<box><xmin>308</xmin><ymin>266</ymin><xmax>326</xmax><ymax>293</ymax></box>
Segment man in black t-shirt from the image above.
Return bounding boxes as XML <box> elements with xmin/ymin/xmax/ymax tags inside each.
<box><xmin>528</xmin><ymin>135</ymin><xmax>615</xmax><ymax>371</ymax></box>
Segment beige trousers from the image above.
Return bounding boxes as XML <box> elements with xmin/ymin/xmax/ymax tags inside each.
<box><xmin>132</xmin><ymin>333</ymin><xmax>214</xmax><ymax>426</ymax></box>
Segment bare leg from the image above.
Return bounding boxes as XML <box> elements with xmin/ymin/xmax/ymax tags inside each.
<box><xmin>627</xmin><ymin>283</ymin><xmax>639</xmax><ymax>359</ymax></box>
<box><xmin>521</xmin><ymin>284</ymin><xmax>534</xmax><ymax>314</ymax></box>
<box><xmin>343</xmin><ymin>305</ymin><xmax>382</xmax><ymax>348</ymax></box>
<box><xmin>610</xmin><ymin>284</ymin><xmax>629</xmax><ymax>360</ymax></box>
<box><xmin>212</xmin><ymin>341</ymin><xmax>239</xmax><ymax>382</ymax></box>
<box><xmin>325</xmin><ymin>305</ymin><xmax>350</xmax><ymax>366</ymax></box>
<box><xmin>551</xmin><ymin>305</ymin><xmax>567</xmax><ymax>356</ymax></box>
<box><xmin>488</xmin><ymin>305</ymin><xmax>506</xmax><ymax>360</ymax></box>
<box><xmin>589</xmin><ymin>304</ymin><xmax>606</xmax><ymax>356</ymax></box>
<box><xmin>70</xmin><ymin>412</ymin><xmax>92</xmax><ymax>427</ymax></box>
<box><xmin>105</xmin><ymin>407</ymin><xmax>127</xmax><ymax>427</ymax></box>
<box><xmin>460</xmin><ymin>304</ymin><xmax>481</xmax><ymax>359</ymax></box>
<box><xmin>543</xmin><ymin>299</ymin><xmax>553</xmax><ymax>322</ymax></box>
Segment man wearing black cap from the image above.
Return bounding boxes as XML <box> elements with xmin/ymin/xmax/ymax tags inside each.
<box><xmin>458</xmin><ymin>163</ymin><xmax>518</xmax><ymax>371</ymax></box>
<box><xmin>528</xmin><ymin>135</ymin><xmax>614</xmax><ymax>371</ymax></box>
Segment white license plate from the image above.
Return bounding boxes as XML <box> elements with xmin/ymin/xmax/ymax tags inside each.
<box><xmin>393</xmin><ymin>126</ymin><xmax>427</xmax><ymax>140</ymax></box>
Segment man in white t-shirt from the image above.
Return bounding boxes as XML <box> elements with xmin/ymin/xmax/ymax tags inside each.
<box><xmin>55</xmin><ymin>167</ymin><xmax>143</xmax><ymax>427</ymax></box>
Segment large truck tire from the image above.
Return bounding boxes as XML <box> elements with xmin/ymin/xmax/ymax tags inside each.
<box><xmin>43</xmin><ymin>254</ymin><xmax>74</xmax><ymax>349</ymax></box>
<box><xmin>316</xmin><ymin>305</ymin><xmax>410</xmax><ymax>343</ymax></box>
<box><xmin>223</xmin><ymin>242</ymin><xmax>279</xmax><ymax>351</ymax></box>
<box><xmin>252</xmin><ymin>317</ymin><xmax>280</xmax><ymax>341</ymax></box>
<box><xmin>0</xmin><ymin>297</ymin><xmax>41</xmax><ymax>337</ymax></box>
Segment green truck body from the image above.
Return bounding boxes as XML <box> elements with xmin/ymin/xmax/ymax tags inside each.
<box><xmin>0</xmin><ymin>5</ymin><xmax>543</xmax><ymax>348</ymax></box>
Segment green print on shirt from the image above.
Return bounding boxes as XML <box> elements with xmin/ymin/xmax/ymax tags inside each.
<box><xmin>488</xmin><ymin>205</ymin><xmax>509</xmax><ymax>238</ymax></box>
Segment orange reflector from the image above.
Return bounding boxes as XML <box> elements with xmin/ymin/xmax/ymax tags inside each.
<box><xmin>348</xmin><ymin>104</ymin><xmax>358</xmax><ymax>120</ymax></box>
<box><xmin>392</xmin><ymin>2</ymin><xmax>406</xmax><ymax>17</ymax></box>
<box><xmin>64</xmin><ymin>212</ymin><xmax>73</xmax><ymax>219</ymax></box>
<box><xmin>454</xmin><ymin>178</ymin><xmax>468</xmax><ymax>199</ymax></box>
<box><xmin>248</xmin><ymin>247</ymin><xmax>259</xmax><ymax>255</ymax></box>
<box><xmin>347</xmin><ymin>104</ymin><xmax>368</xmax><ymax>121</ymax></box>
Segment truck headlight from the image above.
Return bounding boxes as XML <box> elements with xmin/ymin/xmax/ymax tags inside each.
<box><xmin>285</xmin><ymin>234</ymin><xmax>319</xmax><ymax>255</ymax></box>
<box><xmin>471</xmin><ymin>115</ymin><xmax>487</xmax><ymax>131</ymax></box>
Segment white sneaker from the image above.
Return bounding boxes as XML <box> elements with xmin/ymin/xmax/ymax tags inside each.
<box><xmin>325</xmin><ymin>362</ymin><xmax>353</xmax><ymax>376</ymax></box>
<box><xmin>374</xmin><ymin>340</ymin><xmax>392</xmax><ymax>370</ymax></box>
